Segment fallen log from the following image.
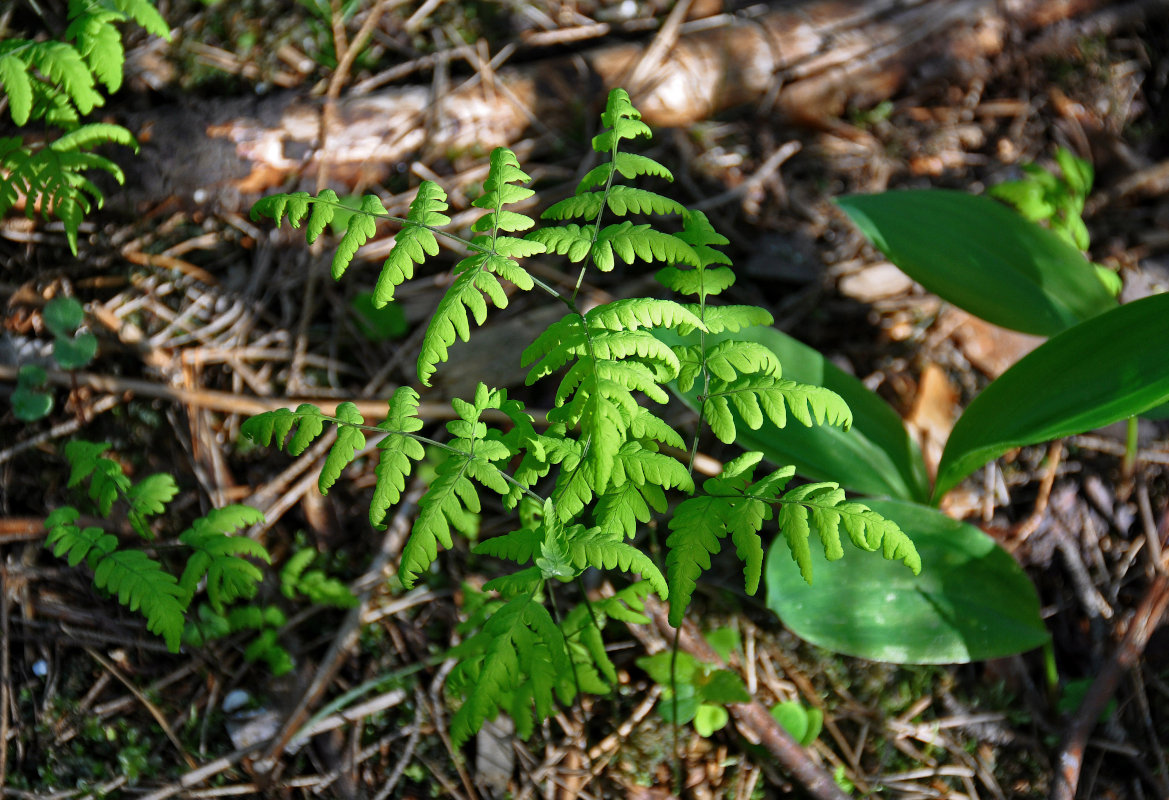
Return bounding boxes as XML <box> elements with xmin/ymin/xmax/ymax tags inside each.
<box><xmin>110</xmin><ymin>0</ymin><xmax>1142</xmax><ymax>212</ymax></box>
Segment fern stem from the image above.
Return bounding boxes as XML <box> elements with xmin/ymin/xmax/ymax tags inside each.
<box><xmin>669</xmin><ymin>626</ymin><xmax>684</xmax><ymax>791</ymax></box>
<box><xmin>546</xmin><ymin>582</ymin><xmax>585</xmax><ymax>714</ymax></box>
<box><xmin>573</xmin><ymin>141</ymin><xmax>623</xmax><ymax>301</ymax></box>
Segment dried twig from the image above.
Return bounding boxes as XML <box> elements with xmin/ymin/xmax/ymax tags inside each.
<box><xmin>1051</xmin><ymin>572</ymin><xmax>1169</xmax><ymax>800</ymax></box>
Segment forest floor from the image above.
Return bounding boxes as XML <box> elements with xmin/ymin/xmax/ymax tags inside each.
<box><xmin>2</xmin><ymin>0</ymin><xmax>1169</xmax><ymax>798</ymax></box>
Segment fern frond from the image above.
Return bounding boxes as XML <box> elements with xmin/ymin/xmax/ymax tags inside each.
<box><xmin>575</xmin><ymin>153</ymin><xmax>674</xmax><ymax>193</ymax></box>
<box><xmin>94</xmin><ymin>549</ymin><xmax>186</xmax><ymax>651</ymax></box>
<box><xmin>657</xmin><ymin>266</ymin><xmax>735</xmax><ymax>298</ymax></box>
<box><xmin>543</xmin><ymin>186</ymin><xmax>685</xmax><ymax>221</ymax></box>
<box><xmin>1</xmin><ymin>124</ymin><xmax>135</xmax><ymax>253</ymax></box>
<box><xmin>594</xmin><ymin>480</ymin><xmax>667</xmax><ymax>539</ymax></box>
<box><xmin>65</xmin><ymin>7</ymin><xmax>127</xmax><ymax>93</ymax></box>
<box><xmin>370</xmin><ymin>387</ymin><xmax>426</xmax><ymax>527</ymax></box>
<box><xmin>591</xmin><ymin>87</ymin><xmax>653</xmax><ymax>153</ymax></box>
<box><xmin>448</xmin><ymin>595</ymin><xmax>573</xmax><ymax>747</ymax></box>
<box><xmin>280</xmin><ymin>549</ymin><xmax>315</xmax><ymax>598</ymax></box>
<box><xmin>320</xmin><ymin>401</ymin><xmax>365</xmax><ymax>493</ymax></box>
<box><xmin>775</xmin><ymin>484</ymin><xmax>921</xmax><ymax>583</ymax></box>
<box><xmin>46</xmin><ymin>507</ymin><xmax>116</xmax><ymax>568</ymax></box>
<box><xmin>610</xmin><ymin>441</ymin><xmax>693</xmax><ymax>494</ymax></box>
<box><xmin>665</xmin><ymin>453</ymin><xmax>776</xmax><ymax>625</ymax></box>
<box><xmin>241</xmin><ymin>403</ymin><xmax>328</xmax><ymax>454</ymax></box>
<box><xmin>592</xmin><ymin>222</ymin><xmax>698</xmax><ymax>272</ymax></box>
<box><xmin>418</xmin><ymin>255</ymin><xmax>505</xmax><ymax>386</ymax></box>
<box><xmin>587</xmin><ymin>298</ymin><xmax>706</xmax><ymax>336</ymax></box>
<box><xmin>686</xmin><ymin>304</ymin><xmax>774</xmax><ymax>333</ymax></box>
<box><xmin>629</xmin><ymin>406</ymin><xmax>686</xmax><ymax>449</ymax></box>
<box><xmin>700</xmin><ymin>339</ymin><xmax>783</xmax><ymax>383</ymax></box>
<box><xmin>177</xmin><ymin>505</ymin><xmax>268</xmax><ymax>611</ymax></box>
<box><xmin>0</xmin><ymin>55</ymin><xmax>33</xmax><ymax>125</ymax></box>
<box><xmin>333</xmin><ymin>194</ymin><xmax>386</xmax><ymax>279</ymax></box>
<box><xmin>399</xmin><ymin>385</ymin><xmax>514</xmax><ymax>586</ymax></box>
<box><xmin>525</xmin><ymin>223</ymin><xmax>593</xmax><ymax>262</ymax></box>
<box><xmin>372</xmin><ymin>181</ymin><xmax>451</xmax><ymax>303</ymax></box>
<box><xmin>703</xmin><ymin>376</ymin><xmax>853</xmax><ymax>444</ymax></box>
<box><xmin>566</xmin><ymin>526</ymin><xmax>667</xmax><ymax>598</ymax></box>
<box><xmin>474</xmin><ymin>527</ymin><xmax>542</xmax><ymax>565</ymax></box>
<box><xmin>52</xmin><ymin>505</ymin><xmax>189</xmax><ymax>655</ymax></box>
<box><xmin>125</xmin><ymin>472</ymin><xmax>178</xmax><ymax>537</ymax></box>
<box><xmin>63</xmin><ymin>439</ymin><xmax>111</xmax><ymax>485</ymax></box>
<box><xmin>28</xmin><ymin>41</ymin><xmax>103</xmax><ymax>116</ymax></box>
<box><xmin>111</xmin><ymin>0</ymin><xmax>170</xmax><ymax>38</ymax></box>
<box><xmin>416</xmin><ymin>152</ymin><xmax>540</xmax><ymax>385</ymax></box>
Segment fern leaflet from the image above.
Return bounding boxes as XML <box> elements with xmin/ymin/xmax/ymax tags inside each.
<box><xmin>177</xmin><ymin>506</ymin><xmax>268</xmax><ymax>611</ymax></box>
<box><xmin>45</xmin><ymin>507</ymin><xmax>186</xmax><ymax>651</ymax></box>
<box><xmin>399</xmin><ymin>384</ymin><xmax>515</xmax><ymax>587</ymax></box>
<box><xmin>418</xmin><ymin>148</ymin><xmax>542</xmax><ymax>385</ymax></box>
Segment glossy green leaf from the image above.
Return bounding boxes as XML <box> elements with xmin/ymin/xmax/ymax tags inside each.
<box><xmin>934</xmin><ymin>292</ymin><xmax>1169</xmax><ymax>500</ymax></box>
<box><xmin>765</xmin><ymin>499</ymin><xmax>1048</xmax><ymax>664</ymax></box>
<box><xmin>836</xmin><ymin>190</ymin><xmax>1116</xmax><ymax>336</ymax></box>
<box><xmin>666</xmin><ymin>326</ymin><xmax>929</xmax><ymax>502</ymax></box>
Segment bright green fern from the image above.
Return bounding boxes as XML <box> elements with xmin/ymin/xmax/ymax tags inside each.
<box><xmin>0</xmin><ymin>0</ymin><xmax>169</xmax><ymax>253</ymax></box>
<box><xmin>246</xmin><ymin>87</ymin><xmax>921</xmax><ymax>746</ymax></box>
<box><xmin>45</xmin><ymin>440</ymin><xmax>270</xmax><ymax>656</ymax></box>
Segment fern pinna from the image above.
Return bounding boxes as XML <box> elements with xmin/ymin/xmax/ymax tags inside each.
<box><xmin>247</xmin><ymin>87</ymin><xmax>920</xmax><ymax>747</ymax></box>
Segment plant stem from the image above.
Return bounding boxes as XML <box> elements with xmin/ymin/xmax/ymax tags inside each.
<box><xmin>1122</xmin><ymin>415</ymin><xmax>1139</xmax><ymax>478</ymax></box>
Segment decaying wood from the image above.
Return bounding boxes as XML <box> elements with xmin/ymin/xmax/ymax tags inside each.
<box><xmin>118</xmin><ymin>0</ymin><xmax>1133</xmax><ymax>212</ymax></box>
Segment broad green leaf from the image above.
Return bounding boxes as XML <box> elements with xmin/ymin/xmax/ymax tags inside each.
<box><xmin>765</xmin><ymin>499</ymin><xmax>1048</xmax><ymax>664</ymax></box>
<box><xmin>770</xmin><ymin>701</ymin><xmax>822</xmax><ymax>746</ymax></box>
<box><xmin>934</xmin><ymin>292</ymin><xmax>1169</xmax><ymax>500</ymax></box>
<box><xmin>836</xmin><ymin>190</ymin><xmax>1117</xmax><ymax>335</ymax></box>
<box><xmin>53</xmin><ymin>332</ymin><xmax>97</xmax><ymax>369</ymax></box>
<box><xmin>13</xmin><ymin>365</ymin><xmax>53</xmax><ymax>421</ymax></box>
<box><xmin>693</xmin><ymin>704</ymin><xmax>729</xmax><ymax>737</ymax></box>
<box><xmin>44</xmin><ymin>296</ymin><xmax>84</xmax><ymax>338</ymax></box>
<box><xmin>664</xmin><ymin>326</ymin><xmax>929</xmax><ymax>502</ymax></box>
